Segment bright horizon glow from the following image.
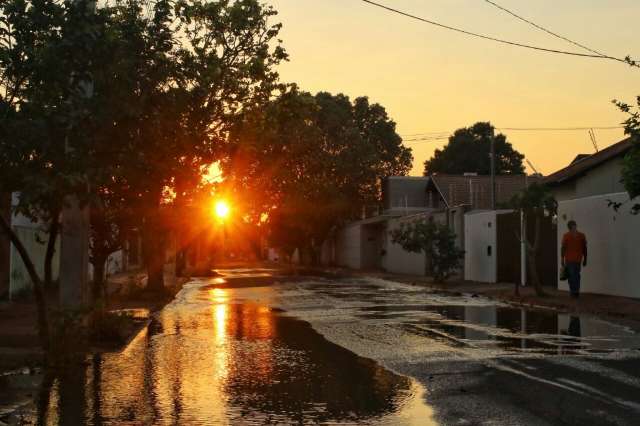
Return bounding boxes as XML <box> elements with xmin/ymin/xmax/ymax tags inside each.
<box><xmin>214</xmin><ymin>200</ymin><xmax>231</xmax><ymax>220</ymax></box>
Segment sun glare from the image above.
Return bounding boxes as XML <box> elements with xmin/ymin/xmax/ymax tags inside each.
<box><xmin>214</xmin><ymin>200</ymin><xmax>230</xmax><ymax>220</ymax></box>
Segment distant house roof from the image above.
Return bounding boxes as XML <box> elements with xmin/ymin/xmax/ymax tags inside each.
<box><xmin>542</xmin><ymin>138</ymin><xmax>633</xmax><ymax>187</ymax></box>
<box><xmin>427</xmin><ymin>174</ymin><xmax>536</xmax><ymax>209</ymax></box>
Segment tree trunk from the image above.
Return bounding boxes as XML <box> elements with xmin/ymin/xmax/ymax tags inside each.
<box><xmin>175</xmin><ymin>249</ymin><xmax>186</xmax><ymax>277</ymax></box>
<box><xmin>143</xmin><ymin>209</ymin><xmax>165</xmax><ymax>292</ymax></box>
<box><xmin>0</xmin><ymin>214</ymin><xmax>49</xmax><ymax>352</ymax></box>
<box><xmin>91</xmin><ymin>254</ymin><xmax>106</xmax><ymax>306</ymax></box>
<box><xmin>44</xmin><ymin>211</ymin><xmax>60</xmax><ymax>289</ymax></box>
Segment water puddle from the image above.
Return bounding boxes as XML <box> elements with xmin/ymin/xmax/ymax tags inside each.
<box><xmin>4</xmin><ymin>280</ymin><xmax>435</xmax><ymax>425</ymax></box>
<box><xmin>359</xmin><ymin>303</ymin><xmax>640</xmax><ymax>355</ymax></box>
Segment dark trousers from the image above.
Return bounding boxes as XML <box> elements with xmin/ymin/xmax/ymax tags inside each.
<box><xmin>566</xmin><ymin>262</ymin><xmax>581</xmax><ymax>295</ymax></box>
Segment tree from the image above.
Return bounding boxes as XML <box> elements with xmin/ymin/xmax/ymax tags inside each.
<box><xmin>423</xmin><ymin>122</ymin><xmax>525</xmax><ymax>175</ymax></box>
<box><xmin>227</xmin><ymin>88</ymin><xmax>413</xmax><ymax>262</ymax></box>
<box><xmin>613</xmin><ymin>97</ymin><xmax>640</xmax><ymax>214</ymax></box>
<box><xmin>390</xmin><ymin>219</ymin><xmax>464</xmax><ymax>283</ymax></box>
<box><xmin>0</xmin><ymin>0</ymin><xmax>287</xmax><ymax>356</ymax></box>
<box><xmin>0</xmin><ymin>0</ymin><xmax>111</xmax><ymax>351</ymax></box>
<box><xmin>101</xmin><ymin>0</ymin><xmax>287</xmax><ymax>290</ymax></box>
<box><xmin>509</xmin><ymin>183</ymin><xmax>557</xmax><ymax>297</ymax></box>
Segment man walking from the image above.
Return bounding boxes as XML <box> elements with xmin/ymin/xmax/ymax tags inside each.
<box><xmin>561</xmin><ymin>220</ymin><xmax>588</xmax><ymax>298</ymax></box>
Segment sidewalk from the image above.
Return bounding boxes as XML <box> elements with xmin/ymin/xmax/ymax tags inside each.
<box><xmin>0</xmin><ymin>264</ymin><xmax>187</xmax><ymax>371</ymax></box>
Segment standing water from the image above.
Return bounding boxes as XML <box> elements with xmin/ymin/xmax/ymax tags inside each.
<box><xmin>18</xmin><ymin>278</ymin><xmax>436</xmax><ymax>425</ymax></box>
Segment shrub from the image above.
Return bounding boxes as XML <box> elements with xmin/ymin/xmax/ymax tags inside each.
<box><xmin>390</xmin><ymin>219</ymin><xmax>464</xmax><ymax>282</ymax></box>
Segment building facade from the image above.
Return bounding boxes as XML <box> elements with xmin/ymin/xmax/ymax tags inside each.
<box><xmin>543</xmin><ymin>139</ymin><xmax>639</xmax><ymax>298</ymax></box>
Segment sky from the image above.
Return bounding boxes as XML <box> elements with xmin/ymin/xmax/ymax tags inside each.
<box><xmin>266</xmin><ymin>0</ymin><xmax>640</xmax><ymax>175</ymax></box>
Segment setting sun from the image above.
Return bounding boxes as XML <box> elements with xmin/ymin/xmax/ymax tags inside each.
<box><xmin>214</xmin><ymin>200</ymin><xmax>230</xmax><ymax>220</ymax></box>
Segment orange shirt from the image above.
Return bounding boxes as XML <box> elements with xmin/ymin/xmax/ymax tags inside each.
<box><xmin>562</xmin><ymin>231</ymin><xmax>587</xmax><ymax>263</ymax></box>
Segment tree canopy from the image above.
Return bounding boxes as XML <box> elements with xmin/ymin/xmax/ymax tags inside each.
<box><xmin>226</xmin><ymin>88</ymin><xmax>413</xmax><ymax>260</ymax></box>
<box><xmin>423</xmin><ymin>122</ymin><xmax>525</xmax><ymax>175</ymax></box>
<box><xmin>1</xmin><ymin>0</ymin><xmax>288</xmax><ymax>290</ymax></box>
<box><xmin>615</xmin><ymin>97</ymin><xmax>640</xmax><ymax>214</ymax></box>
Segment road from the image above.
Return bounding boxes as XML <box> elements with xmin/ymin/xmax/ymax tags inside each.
<box><xmin>5</xmin><ymin>268</ymin><xmax>640</xmax><ymax>425</ymax></box>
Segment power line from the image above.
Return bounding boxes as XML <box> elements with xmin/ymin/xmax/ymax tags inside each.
<box><xmin>497</xmin><ymin>126</ymin><xmax>624</xmax><ymax>131</ymax></box>
<box><xmin>482</xmin><ymin>0</ymin><xmax>607</xmax><ymax>57</ymax></box>
<box><xmin>402</xmin><ymin>125</ymin><xmax>623</xmax><ymax>137</ymax></box>
<box><xmin>359</xmin><ymin>0</ymin><xmax>632</xmax><ymax>65</ymax></box>
<box><xmin>403</xmin><ymin>136</ymin><xmax>449</xmax><ymax>144</ymax></box>
<box><xmin>400</xmin><ymin>131</ymin><xmax>450</xmax><ymax>137</ymax></box>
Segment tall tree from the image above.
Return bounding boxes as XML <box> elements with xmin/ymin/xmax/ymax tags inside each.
<box><xmin>423</xmin><ymin>122</ymin><xmax>525</xmax><ymax>175</ymax></box>
<box><xmin>0</xmin><ymin>0</ymin><xmax>110</xmax><ymax>350</ymax></box>
<box><xmin>79</xmin><ymin>0</ymin><xmax>287</xmax><ymax>291</ymax></box>
<box><xmin>227</xmin><ymin>88</ymin><xmax>413</xmax><ymax>262</ymax></box>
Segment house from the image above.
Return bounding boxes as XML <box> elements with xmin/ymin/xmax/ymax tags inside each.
<box><xmin>328</xmin><ymin>174</ymin><xmax>536</xmax><ymax>279</ymax></box>
<box><xmin>326</xmin><ymin>176</ymin><xmax>435</xmax><ymax>273</ymax></box>
<box><xmin>542</xmin><ymin>138</ymin><xmax>640</xmax><ymax>298</ymax></box>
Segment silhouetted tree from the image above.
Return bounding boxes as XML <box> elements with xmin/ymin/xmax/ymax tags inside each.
<box><xmin>613</xmin><ymin>97</ymin><xmax>640</xmax><ymax>215</ymax></box>
<box><xmin>423</xmin><ymin>122</ymin><xmax>525</xmax><ymax>175</ymax></box>
<box><xmin>227</xmin><ymin>88</ymin><xmax>413</xmax><ymax>263</ymax></box>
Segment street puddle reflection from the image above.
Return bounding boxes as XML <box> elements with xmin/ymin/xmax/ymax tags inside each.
<box><xmin>28</xmin><ymin>281</ymin><xmax>436</xmax><ymax>425</ymax></box>
<box><xmin>360</xmin><ymin>304</ymin><xmax>640</xmax><ymax>354</ymax></box>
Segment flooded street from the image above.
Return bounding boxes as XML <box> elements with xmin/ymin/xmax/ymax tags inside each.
<box><xmin>4</xmin><ymin>269</ymin><xmax>640</xmax><ymax>425</ymax></box>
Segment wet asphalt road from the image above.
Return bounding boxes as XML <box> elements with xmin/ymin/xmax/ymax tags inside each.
<box><xmin>4</xmin><ymin>268</ymin><xmax>640</xmax><ymax>425</ymax></box>
<box><xmin>231</xmin><ymin>269</ymin><xmax>640</xmax><ymax>425</ymax></box>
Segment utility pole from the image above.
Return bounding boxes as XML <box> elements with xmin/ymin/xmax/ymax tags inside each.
<box><xmin>490</xmin><ymin>128</ymin><xmax>496</xmax><ymax>210</ymax></box>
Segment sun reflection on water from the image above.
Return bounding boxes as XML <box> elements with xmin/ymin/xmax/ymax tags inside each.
<box><xmin>27</xmin><ymin>281</ymin><xmax>434</xmax><ymax>424</ymax></box>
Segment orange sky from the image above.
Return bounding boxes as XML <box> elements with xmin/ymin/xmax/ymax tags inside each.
<box><xmin>268</xmin><ymin>0</ymin><xmax>640</xmax><ymax>175</ymax></box>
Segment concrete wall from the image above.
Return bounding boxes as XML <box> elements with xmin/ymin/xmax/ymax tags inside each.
<box><xmin>464</xmin><ymin>211</ymin><xmax>497</xmax><ymax>283</ymax></box>
<box><xmin>361</xmin><ymin>224</ymin><xmax>383</xmax><ymax>270</ymax></box>
<box><xmin>9</xmin><ymin>225</ymin><xmax>60</xmax><ymax>298</ymax></box>
<box><xmin>381</xmin><ymin>217</ymin><xmax>426</xmax><ymax>275</ymax></box>
<box><xmin>335</xmin><ymin>223</ymin><xmax>362</xmax><ymax>269</ymax></box>
<box><xmin>557</xmin><ymin>192</ymin><xmax>640</xmax><ymax>298</ymax></box>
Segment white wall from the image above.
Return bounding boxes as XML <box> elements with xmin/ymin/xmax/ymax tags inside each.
<box><xmin>557</xmin><ymin>192</ymin><xmax>640</xmax><ymax>298</ymax></box>
<box><xmin>382</xmin><ymin>217</ymin><xmax>426</xmax><ymax>275</ymax></box>
<box><xmin>9</xmin><ymin>226</ymin><xmax>60</xmax><ymax>298</ymax></box>
<box><xmin>464</xmin><ymin>211</ymin><xmax>497</xmax><ymax>283</ymax></box>
<box><xmin>335</xmin><ymin>223</ymin><xmax>362</xmax><ymax>269</ymax></box>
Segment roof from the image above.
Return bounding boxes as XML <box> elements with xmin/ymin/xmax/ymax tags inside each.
<box><xmin>427</xmin><ymin>174</ymin><xmax>536</xmax><ymax>209</ymax></box>
<box><xmin>542</xmin><ymin>138</ymin><xmax>633</xmax><ymax>187</ymax></box>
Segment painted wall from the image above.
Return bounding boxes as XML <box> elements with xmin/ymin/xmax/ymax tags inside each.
<box><xmin>557</xmin><ymin>192</ymin><xmax>640</xmax><ymax>298</ymax></box>
<box><xmin>381</xmin><ymin>217</ymin><xmax>426</xmax><ymax>276</ymax></box>
<box><xmin>464</xmin><ymin>211</ymin><xmax>497</xmax><ymax>283</ymax></box>
<box><xmin>334</xmin><ymin>223</ymin><xmax>362</xmax><ymax>269</ymax></box>
<box><xmin>9</xmin><ymin>225</ymin><xmax>60</xmax><ymax>299</ymax></box>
